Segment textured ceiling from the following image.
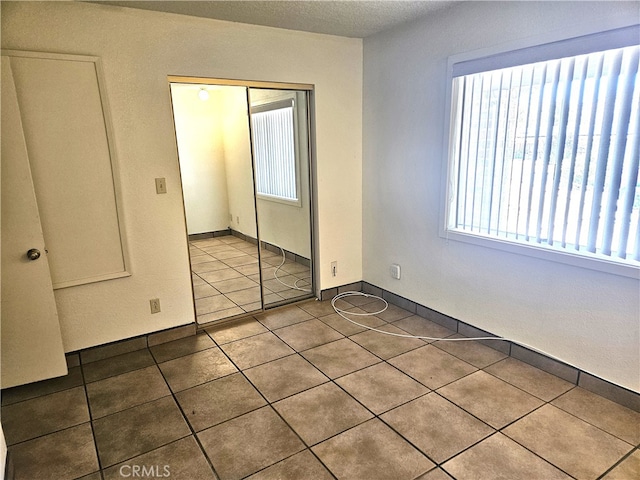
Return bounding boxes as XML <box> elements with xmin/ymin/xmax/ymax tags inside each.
<box><xmin>90</xmin><ymin>1</ymin><xmax>459</xmax><ymax>38</ymax></box>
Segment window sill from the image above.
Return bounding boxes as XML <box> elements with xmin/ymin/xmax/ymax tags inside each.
<box><xmin>440</xmin><ymin>229</ymin><xmax>640</xmax><ymax>279</ymax></box>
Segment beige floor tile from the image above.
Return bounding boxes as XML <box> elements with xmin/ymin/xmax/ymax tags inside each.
<box><xmin>1</xmin><ymin>366</ymin><xmax>84</xmax><ymax>406</ymax></box>
<box><xmin>274</xmin><ymin>318</ymin><xmax>344</xmax><ymax>351</ymax></box>
<box><xmin>93</xmin><ymin>396</ymin><xmax>190</xmax><ymax>468</ymax></box>
<box><xmin>2</xmin><ymin>387</ymin><xmax>90</xmax><ymax>445</ymax></box>
<box><xmin>382</xmin><ymin>392</ymin><xmax>494</xmax><ymax>463</ymax></box>
<box><xmin>484</xmin><ymin>357</ymin><xmax>574</xmax><ymax>401</ymax></box>
<box><xmin>298</xmin><ymin>299</ymin><xmax>337</xmax><ymax>317</ymax></box>
<box><xmin>301</xmin><ymin>338</ymin><xmax>381</xmax><ymax>379</ymax></box>
<box><xmin>195</xmin><ymin>294</ymin><xmax>238</xmax><ymax>315</ymax></box>
<box><xmin>255</xmin><ymin>304</ymin><xmax>313</xmax><ymax>329</ymax></box>
<box><xmin>191</xmin><ymin>260</ymin><xmax>229</xmax><ymax>274</ymax></box>
<box><xmin>602</xmin><ymin>449</ymin><xmax>640</xmax><ymax>479</ymax></box>
<box><xmin>273</xmin><ymin>382</ymin><xmax>373</xmax><ymax>445</ymax></box>
<box><xmin>234</xmin><ymin>263</ymin><xmax>261</xmax><ymax>276</ymax></box>
<box><xmin>210</xmin><ymin>276</ymin><xmax>259</xmax><ymax>294</ymax></box>
<box><xmin>176</xmin><ymin>372</ymin><xmax>266</xmax><ymax>431</ymax></box>
<box><xmin>82</xmin><ymin>349</ymin><xmax>156</xmax><ymax>383</ymax></box>
<box><xmin>206</xmin><ymin>317</ymin><xmax>268</xmax><ymax>344</ymax></box>
<box><xmin>198</xmin><ymin>406</ymin><xmax>305</xmax><ymax>480</ymax></box>
<box><xmin>318</xmin><ymin>312</ymin><xmax>374</xmax><ymax>336</ymax></box>
<box><xmin>193</xmin><ymin>283</ymin><xmax>220</xmax><ymax>299</ymax></box>
<box><xmin>158</xmin><ymin>348</ymin><xmax>237</xmax><ymax>392</ymax></box>
<box><xmin>246</xmin><ymin>450</ymin><xmax>334</xmax><ymax>480</ymax></box>
<box><xmin>86</xmin><ymin>365</ymin><xmax>170</xmax><ymax>418</ymax></box>
<box><xmin>389</xmin><ymin>345</ymin><xmax>477</xmax><ymax>389</ymax></box>
<box><xmin>551</xmin><ymin>387</ymin><xmax>640</xmax><ymax>445</ymax></box>
<box><xmin>416</xmin><ymin>468</ymin><xmax>456</xmax><ymax>480</ymax></box>
<box><xmin>312</xmin><ymin>419</ymin><xmax>434</xmax><ymax>480</ymax></box>
<box><xmin>438</xmin><ymin>371</ymin><xmax>543</xmax><ymax>429</ymax></box>
<box><xmin>225</xmin><ymin>286</ymin><xmax>262</xmax><ymax>306</ymax></box>
<box><xmin>188</xmin><ymin>248</ymin><xmax>211</xmax><ymax>259</ymax></box>
<box><xmin>102</xmin><ymin>436</ymin><xmax>216</xmax><ymax>480</ymax></box>
<box><xmin>197</xmin><ymin>307</ymin><xmax>245</xmax><ymax>324</ymax></box>
<box><xmin>350</xmin><ymin>324</ymin><xmax>425</xmax><ymax>359</ymax></box>
<box><xmin>7</xmin><ymin>423</ymin><xmax>99</xmax><ymax>480</ymax></box>
<box><xmin>262</xmin><ymin>276</ymin><xmax>294</xmax><ymax>294</ymax></box>
<box><xmin>222</xmin><ymin>254</ymin><xmax>258</xmax><ymax>268</ymax></box>
<box><xmin>336</xmin><ymin>362</ymin><xmax>428</xmax><ymax>414</ymax></box>
<box><xmin>433</xmin><ymin>335</ymin><xmax>507</xmax><ymax>368</ymax></box>
<box><xmin>370</xmin><ymin>303</ymin><xmax>413</xmax><ymax>322</ymax></box>
<box><xmin>504</xmin><ymin>404</ymin><xmax>634</xmax><ymax>479</ymax></box>
<box><xmin>244</xmin><ymin>354</ymin><xmax>328</xmax><ymax>402</ymax></box>
<box><xmin>220</xmin><ymin>332</ymin><xmax>295</xmax><ymax>369</ymax></box>
<box><xmin>393</xmin><ymin>315</ymin><xmax>456</xmax><ymax>342</ymax></box>
<box><xmin>150</xmin><ymin>333</ymin><xmax>215</xmax><ymax>363</ymax></box>
<box><xmin>210</xmin><ymin>249</ymin><xmax>248</xmax><ymax>260</ymax></box>
<box><xmin>442</xmin><ymin>433</ymin><xmax>570</xmax><ymax>480</ymax></box>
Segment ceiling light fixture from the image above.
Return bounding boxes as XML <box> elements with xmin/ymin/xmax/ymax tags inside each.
<box><xmin>198</xmin><ymin>88</ymin><xmax>209</xmax><ymax>101</ymax></box>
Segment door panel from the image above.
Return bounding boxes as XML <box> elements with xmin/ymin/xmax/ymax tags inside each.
<box><xmin>9</xmin><ymin>52</ymin><xmax>128</xmax><ymax>289</ymax></box>
<box><xmin>249</xmin><ymin>88</ymin><xmax>314</xmax><ymax>308</ymax></box>
<box><xmin>1</xmin><ymin>56</ymin><xmax>67</xmax><ymax>388</ymax></box>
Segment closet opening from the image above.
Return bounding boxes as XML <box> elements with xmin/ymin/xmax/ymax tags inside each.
<box><xmin>168</xmin><ymin>77</ymin><xmax>316</xmax><ymax>326</ymax></box>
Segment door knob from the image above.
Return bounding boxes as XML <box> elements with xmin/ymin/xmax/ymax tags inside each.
<box><xmin>27</xmin><ymin>248</ymin><xmax>41</xmax><ymax>261</ymax></box>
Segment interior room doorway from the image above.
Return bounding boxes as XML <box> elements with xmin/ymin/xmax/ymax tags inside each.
<box><xmin>169</xmin><ymin>77</ymin><xmax>316</xmax><ymax>325</ymax></box>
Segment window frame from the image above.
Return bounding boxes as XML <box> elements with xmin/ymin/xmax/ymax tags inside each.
<box><xmin>440</xmin><ymin>24</ymin><xmax>640</xmax><ymax>279</ymax></box>
<box><xmin>250</xmin><ymin>96</ymin><xmax>303</xmax><ymax>208</ymax></box>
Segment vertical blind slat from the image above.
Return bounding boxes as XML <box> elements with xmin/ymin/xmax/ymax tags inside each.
<box><xmin>525</xmin><ymin>64</ymin><xmax>548</xmax><ymax>241</ymax></box>
<box><xmin>587</xmin><ymin>50</ymin><xmax>623</xmax><ymax>253</ymax></box>
<box><xmin>547</xmin><ymin>58</ymin><xmax>575</xmax><ymax>245</ymax></box>
<box><xmin>575</xmin><ymin>54</ymin><xmax>604</xmax><ymax>250</ymax></box>
<box><xmin>616</xmin><ymin>74</ymin><xmax>640</xmax><ymax>258</ymax></box>
<box><xmin>536</xmin><ymin>61</ymin><xmax>561</xmax><ymax>243</ymax></box>
<box><xmin>601</xmin><ymin>49</ymin><xmax>639</xmax><ymax>255</ymax></box>
<box><xmin>561</xmin><ymin>57</ymin><xmax>589</xmax><ymax>248</ymax></box>
<box><xmin>487</xmin><ymin>71</ymin><xmax>506</xmax><ymax>233</ymax></box>
<box><xmin>515</xmin><ymin>66</ymin><xmax>536</xmax><ymax>239</ymax></box>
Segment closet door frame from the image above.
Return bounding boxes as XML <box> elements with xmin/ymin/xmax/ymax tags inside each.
<box><xmin>168</xmin><ymin>76</ymin><xmax>318</xmax><ymax>325</ymax></box>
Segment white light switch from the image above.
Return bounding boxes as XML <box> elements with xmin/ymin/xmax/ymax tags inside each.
<box><xmin>155</xmin><ymin>177</ymin><xmax>167</xmax><ymax>194</ymax></box>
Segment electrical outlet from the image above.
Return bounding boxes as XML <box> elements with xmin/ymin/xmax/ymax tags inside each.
<box><xmin>331</xmin><ymin>261</ymin><xmax>337</xmax><ymax>277</ymax></box>
<box><xmin>150</xmin><ymin>298</ymin><xmax>161</xmax><ymax>314</ymax></box>
<box><xmin>390</xmin><ymin>264</ymin><xmax>401</xmax><ymax>280</ymax></box>
<box><xmin>236</xmin><ymin>216</ymin><xmax>240</xmax><ymax>224</ymax></box>
<box><xmin>155</xmin><ymin>178</ymin><xmax>167</xmax><ymax>194</ymax></box>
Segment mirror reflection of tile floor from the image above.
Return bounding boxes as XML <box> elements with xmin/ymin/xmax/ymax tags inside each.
<box><xmin>2</xmin><ymin>297</ymin><xmax>638</xmax><ymax>479</ymax></box>
<box><xmin>190</xmin><ymin>235</ymin><xmax>312</xmax><ymax>324</ymax></box>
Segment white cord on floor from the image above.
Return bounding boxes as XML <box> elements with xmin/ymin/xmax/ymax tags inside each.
<box><xmin>274</xmin><ymin>245</ymin><xmax>312</xmax><ymax>293</ymax></box>
<box><xmin>331</xmin><ymin>291</ymin><xmax>505</xmax><ymax>342</ymax></box>
<box><xmin>332</xmin><ymin>291</ymin><xmax>579</xmax><ymax>370</ymax></box>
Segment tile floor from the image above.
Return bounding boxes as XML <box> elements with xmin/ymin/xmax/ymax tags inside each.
<box><xmin>2</xmin><ymin>295</ymin><xmax>639</xmax><ymax>480</ymax></box>
<box><xmin>190</xmin><ymin>235</ymin><xmax>312</xmax><ymax>324</ymax></box>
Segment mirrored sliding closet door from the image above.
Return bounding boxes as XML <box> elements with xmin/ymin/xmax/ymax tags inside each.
<box><xmin>170</xmin><ymin>80</ymin><xmax>315</xmax><ymax>325</ymax></box>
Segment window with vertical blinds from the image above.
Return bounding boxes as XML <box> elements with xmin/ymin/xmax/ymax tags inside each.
<box><xmin>445</xmin><ymin>26</ymin><xmax>640</xmax><ymax>273</ymax></box>
<box><xmin>251</xmin><ymin>100</ymin><xmax>299</xmax><ymax>203</ymax></box>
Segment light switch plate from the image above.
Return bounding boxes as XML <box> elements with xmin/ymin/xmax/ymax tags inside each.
<box><xmin>155</xmin><ymin>177</ymin><xmax>167</xmax><ymax>194</ymax></box>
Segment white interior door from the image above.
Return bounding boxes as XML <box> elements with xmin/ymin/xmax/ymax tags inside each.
<box><xmin>1</xmin><ymin>56</ymin><xmax>67</xmax><ymax>389</ymax></box>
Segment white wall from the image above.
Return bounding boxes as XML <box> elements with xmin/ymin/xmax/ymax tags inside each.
<box><xmin>221</xmin><ymin>87</ymin><xmax>259</xmax><ymax>239</ymax></box>
<box><xmin>363</xmin><ymin>1</ymin><xmax>640</xmax><ymax>391</ymax></box>
<box><xmin>1</xmin><ymin>1</ymin><xmax>362</xmax><ymax>351</ymax></box>
<box><xmin>171</xmin><ymin>84</ymin><xmax>229</xmax><ymax>235</ymax></box>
